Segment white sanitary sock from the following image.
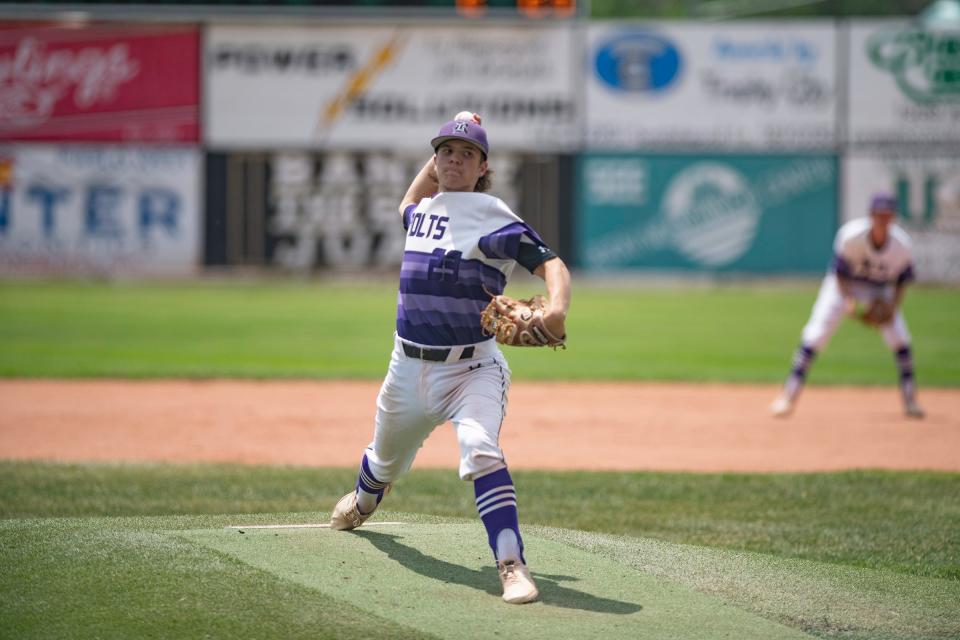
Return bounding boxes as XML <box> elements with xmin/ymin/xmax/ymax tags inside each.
<box><xmin>496</xmin><ymin>528</ymin><xmax>521</xmax><ymax>563</ymax></box>
<box><xmin>355</xmin><ymin>489</ymin><xmax>379</xmax><ymax>515</ymax></box>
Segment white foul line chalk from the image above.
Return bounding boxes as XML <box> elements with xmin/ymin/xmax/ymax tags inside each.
<box><xmin>225</xmin><ymin>522</ymin><xmax>404</xmax><ymax>530</ymax></box>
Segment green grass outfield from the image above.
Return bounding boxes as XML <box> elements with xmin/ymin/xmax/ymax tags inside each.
<box><xmin>1</xmin><ymin>279</ymin><xmax>958</xmax><ymax>384</ymax></box>
<box><xmin>1</xmin><ymin>462</ymin><xmax>958</xmax><ymax>639</ymax></box>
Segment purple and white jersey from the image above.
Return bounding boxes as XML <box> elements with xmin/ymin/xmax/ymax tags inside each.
<box><xmin>399</xmin><ymin>192</ymin><xmax>549</xmax><ymax>346</ymax></box>
<box><xmin>831</xmin><ymin>217</ymin><xmax>915</xmax><ymax>287</ymax></box>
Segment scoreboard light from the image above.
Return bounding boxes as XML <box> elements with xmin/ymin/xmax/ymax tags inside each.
<box><xmin>456</xmin><ymin>0</ymin><xmax>576</xmax><ymax>17</ymax></box>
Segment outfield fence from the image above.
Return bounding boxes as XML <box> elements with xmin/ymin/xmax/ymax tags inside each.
<box><xmin>0</xmin><ymin>16</ymin><xmax>958</xmax><ymax>281</ymax></box>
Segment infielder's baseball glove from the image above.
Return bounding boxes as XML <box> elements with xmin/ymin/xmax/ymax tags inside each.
<box><xmin>859</xmin><ymin>299</ymin><xmax>895</xmax><ymax>327</ymax></box>
<box><xmin>480</xmin><ymin>293</ymin><xmax>566</xmax><ymax>348</ymax></box>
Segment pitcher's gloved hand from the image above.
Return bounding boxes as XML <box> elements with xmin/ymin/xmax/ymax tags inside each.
<box><xmin>480</xmin><ymin>294</ymin><xmax>566</xmax><ymax>348</ymax></box>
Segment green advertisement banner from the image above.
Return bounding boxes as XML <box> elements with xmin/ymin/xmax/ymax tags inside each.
<box><xmin>576</xmin><ymin>154</ymin><xmax>838</xmax><ymax>274</ymax></box>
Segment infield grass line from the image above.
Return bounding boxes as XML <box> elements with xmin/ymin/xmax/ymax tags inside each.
<box><xmin>3</xmin><ymin>461</ymin><xmax>958</xmax><ymax>581</ymax></box>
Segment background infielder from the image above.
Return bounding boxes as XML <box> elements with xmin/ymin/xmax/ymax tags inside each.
<box><xmin>330</xmin><ymin>112</ymin><xmax>572</xmax><ymax>605</ymax></box>
<box><xmin>770</xmin><ymin>193</ymin><xmax>923</xmax><ymax>419</ymax></box>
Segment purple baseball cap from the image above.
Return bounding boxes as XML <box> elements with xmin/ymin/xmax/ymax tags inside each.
<box><xmin>431</xmin><ymin>119</ymin><xmax>489</xmax><ymax>156</ymax></box>
<box><xmin>870</xmin><ymin>193</ymin><xmax>898</xmax><ymax>214</ymax></box>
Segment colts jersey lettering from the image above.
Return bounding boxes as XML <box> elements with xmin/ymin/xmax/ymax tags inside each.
<box><xmin>831</xmin><ymin>218</ymin><xmax>915</xmax><ymax>287</ymax></box>
<box><xmin>398</xmin><ymin>192</ymin><xmax>550</xmax><ymax>347</ymax></box>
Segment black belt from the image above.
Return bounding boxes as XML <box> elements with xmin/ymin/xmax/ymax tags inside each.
<box><xmin>402</xmin><ymin>342</ymin><xmax>475</xmax><ymax>362</ymax></box>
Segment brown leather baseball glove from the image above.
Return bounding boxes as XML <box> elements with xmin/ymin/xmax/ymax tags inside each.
<box><xmin>480</xmin><ymin>293</ymin><xmax>566</xmax><ymax>348</ymax></box>
<box><xmin>859</xmin><ymin>299</ymin><xmax>895</xmax><ymax>327</ymax></box>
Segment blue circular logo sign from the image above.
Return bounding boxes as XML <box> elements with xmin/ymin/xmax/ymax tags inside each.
<box><xmin>594</xmin><ymin>32</ymin><xmax>682</xmax><ymax>93</ymax></box>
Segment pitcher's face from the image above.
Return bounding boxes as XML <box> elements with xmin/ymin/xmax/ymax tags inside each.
<box><xmin>434</xmin><ymin>140</ymin><xmax>487</xmax><ymax>192</ymax></box>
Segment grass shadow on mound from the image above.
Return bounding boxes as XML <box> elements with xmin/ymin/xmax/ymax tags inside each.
<box><xmin>355</xmin><ymin>530</ymin><xmax>642</xmax><ymax>614</ymax></box>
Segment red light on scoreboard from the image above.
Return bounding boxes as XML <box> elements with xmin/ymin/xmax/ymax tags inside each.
<box><xmin>456</xmin><ymin>0</ymin><xmax>486</xmax><ymax>17</ymax></box>
<box><xmin>519</xmin><ymin>0</ymin><xmax>575</xmax><ymax>18</ymax></box>
<box><xmin>456</xmin><ymin>0</ymin><xmax>576</xmax><ymax>18</ymax></box>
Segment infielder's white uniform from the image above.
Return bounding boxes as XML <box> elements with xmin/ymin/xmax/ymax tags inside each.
<box><xmin>365</xmin><ymin>191</ymin><xmax>553</xmax><ymax>483</ymax></box>
<box><xmin>802</xmin><ymin>217</ymin><xmax>915</xmax><ymax>351</ymax></box>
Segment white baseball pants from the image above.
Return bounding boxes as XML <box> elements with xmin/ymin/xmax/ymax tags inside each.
<box><xmin>364</xmin><ymin>335</ymin><xmax>511</xmax><ymax>483</ymax></box>
<box><xmin>801</xmin><ymin>274</ymin><xmax>912</xmax><ymax>351</ymax></box>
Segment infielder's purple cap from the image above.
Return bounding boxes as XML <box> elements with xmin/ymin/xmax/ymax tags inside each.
<box><xmin>870</xmin><ymin>193</ymin><xmax>898</xmax><ymax>214</ymax></box>
<box><xmin>431</xmin><ymin>119</ymin><xmax>489</xmax><ymax>156</ymax></box>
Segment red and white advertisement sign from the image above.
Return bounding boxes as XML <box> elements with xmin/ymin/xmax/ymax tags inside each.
<box><xmin>0</xmin><ymin>23</ymin><xmax>199</xmax><ymax>142</ymax></box>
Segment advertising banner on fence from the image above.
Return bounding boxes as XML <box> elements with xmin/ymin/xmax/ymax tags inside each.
<box><xmin>585</xmin><ymin>21</ymin><xmax>837</xmax><ymax>150</ymax></box>
<box><xmin>847</xmin><ymin>20</ymin><xmax>960</xmax><ymax>146</ymax></box>
<box><xmin>0</xmin><ymin>23</ymin><xmax>200</xmax><ymax>142</ymax></box>
<box><xmin>843</xmin><ymin>153</ymin><xmax>960</xmax><ymax>282</ymax></box>
<box><xmin>0</xmin><ymin>145</ymin><xmax>201</xmax><ymax>275</ymax></box>
<box><xmin>205</xmin><ymin>149</ymin><xmax>530</xmax><ymax>272</ymax></box>
<box><xmin>577</xmin><ymin>153</ymin><xmax>837</xmax><ymax>274</ymax></box>
<box><xmin>205</xmin><ymin>25</ymin><xmax>576</xmax><ymax>151</ymax></box>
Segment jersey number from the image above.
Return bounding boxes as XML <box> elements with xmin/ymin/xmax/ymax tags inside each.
<box><xmin>427</xmin><ymin>248</ymin><xmax>462</xmax><ymax>282</ymax></box>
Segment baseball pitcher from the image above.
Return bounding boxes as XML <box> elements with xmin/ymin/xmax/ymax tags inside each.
<box><xmin>330</xmin><ymin>112</ymin><xmax>572</xmax><ymax>605</ymax></box>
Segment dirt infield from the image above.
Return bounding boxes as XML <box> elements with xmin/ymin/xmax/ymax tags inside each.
<box><xmin>1</xmin><ymin>380</ymin><xmax>958</xmax><ymax>473</ymax></box>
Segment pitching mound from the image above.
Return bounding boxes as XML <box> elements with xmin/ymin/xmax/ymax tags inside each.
<box><xmin>179</xmin><ymin>516</ymin><xmax>958</xmax><ymax>640</ymax></box>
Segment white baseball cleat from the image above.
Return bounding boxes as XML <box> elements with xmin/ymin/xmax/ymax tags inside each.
<box><xmin>769</xmin><ymin>393</ymin><xmax>795</xmax><ymax>418</ymax></box>
<box><xmin>498</xmin><ymin>559</ymin><xmax>538</xmax><ymax>604</ymax></box>
<box><xmin>329</xmin><ymin>487</ymin><xmax>390</xmax><ymax>531</ymax></box>
<box><xmin>904</xmin><ymin>400</ymin><xmax>925</xmax><ymax>419</ymax></box>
